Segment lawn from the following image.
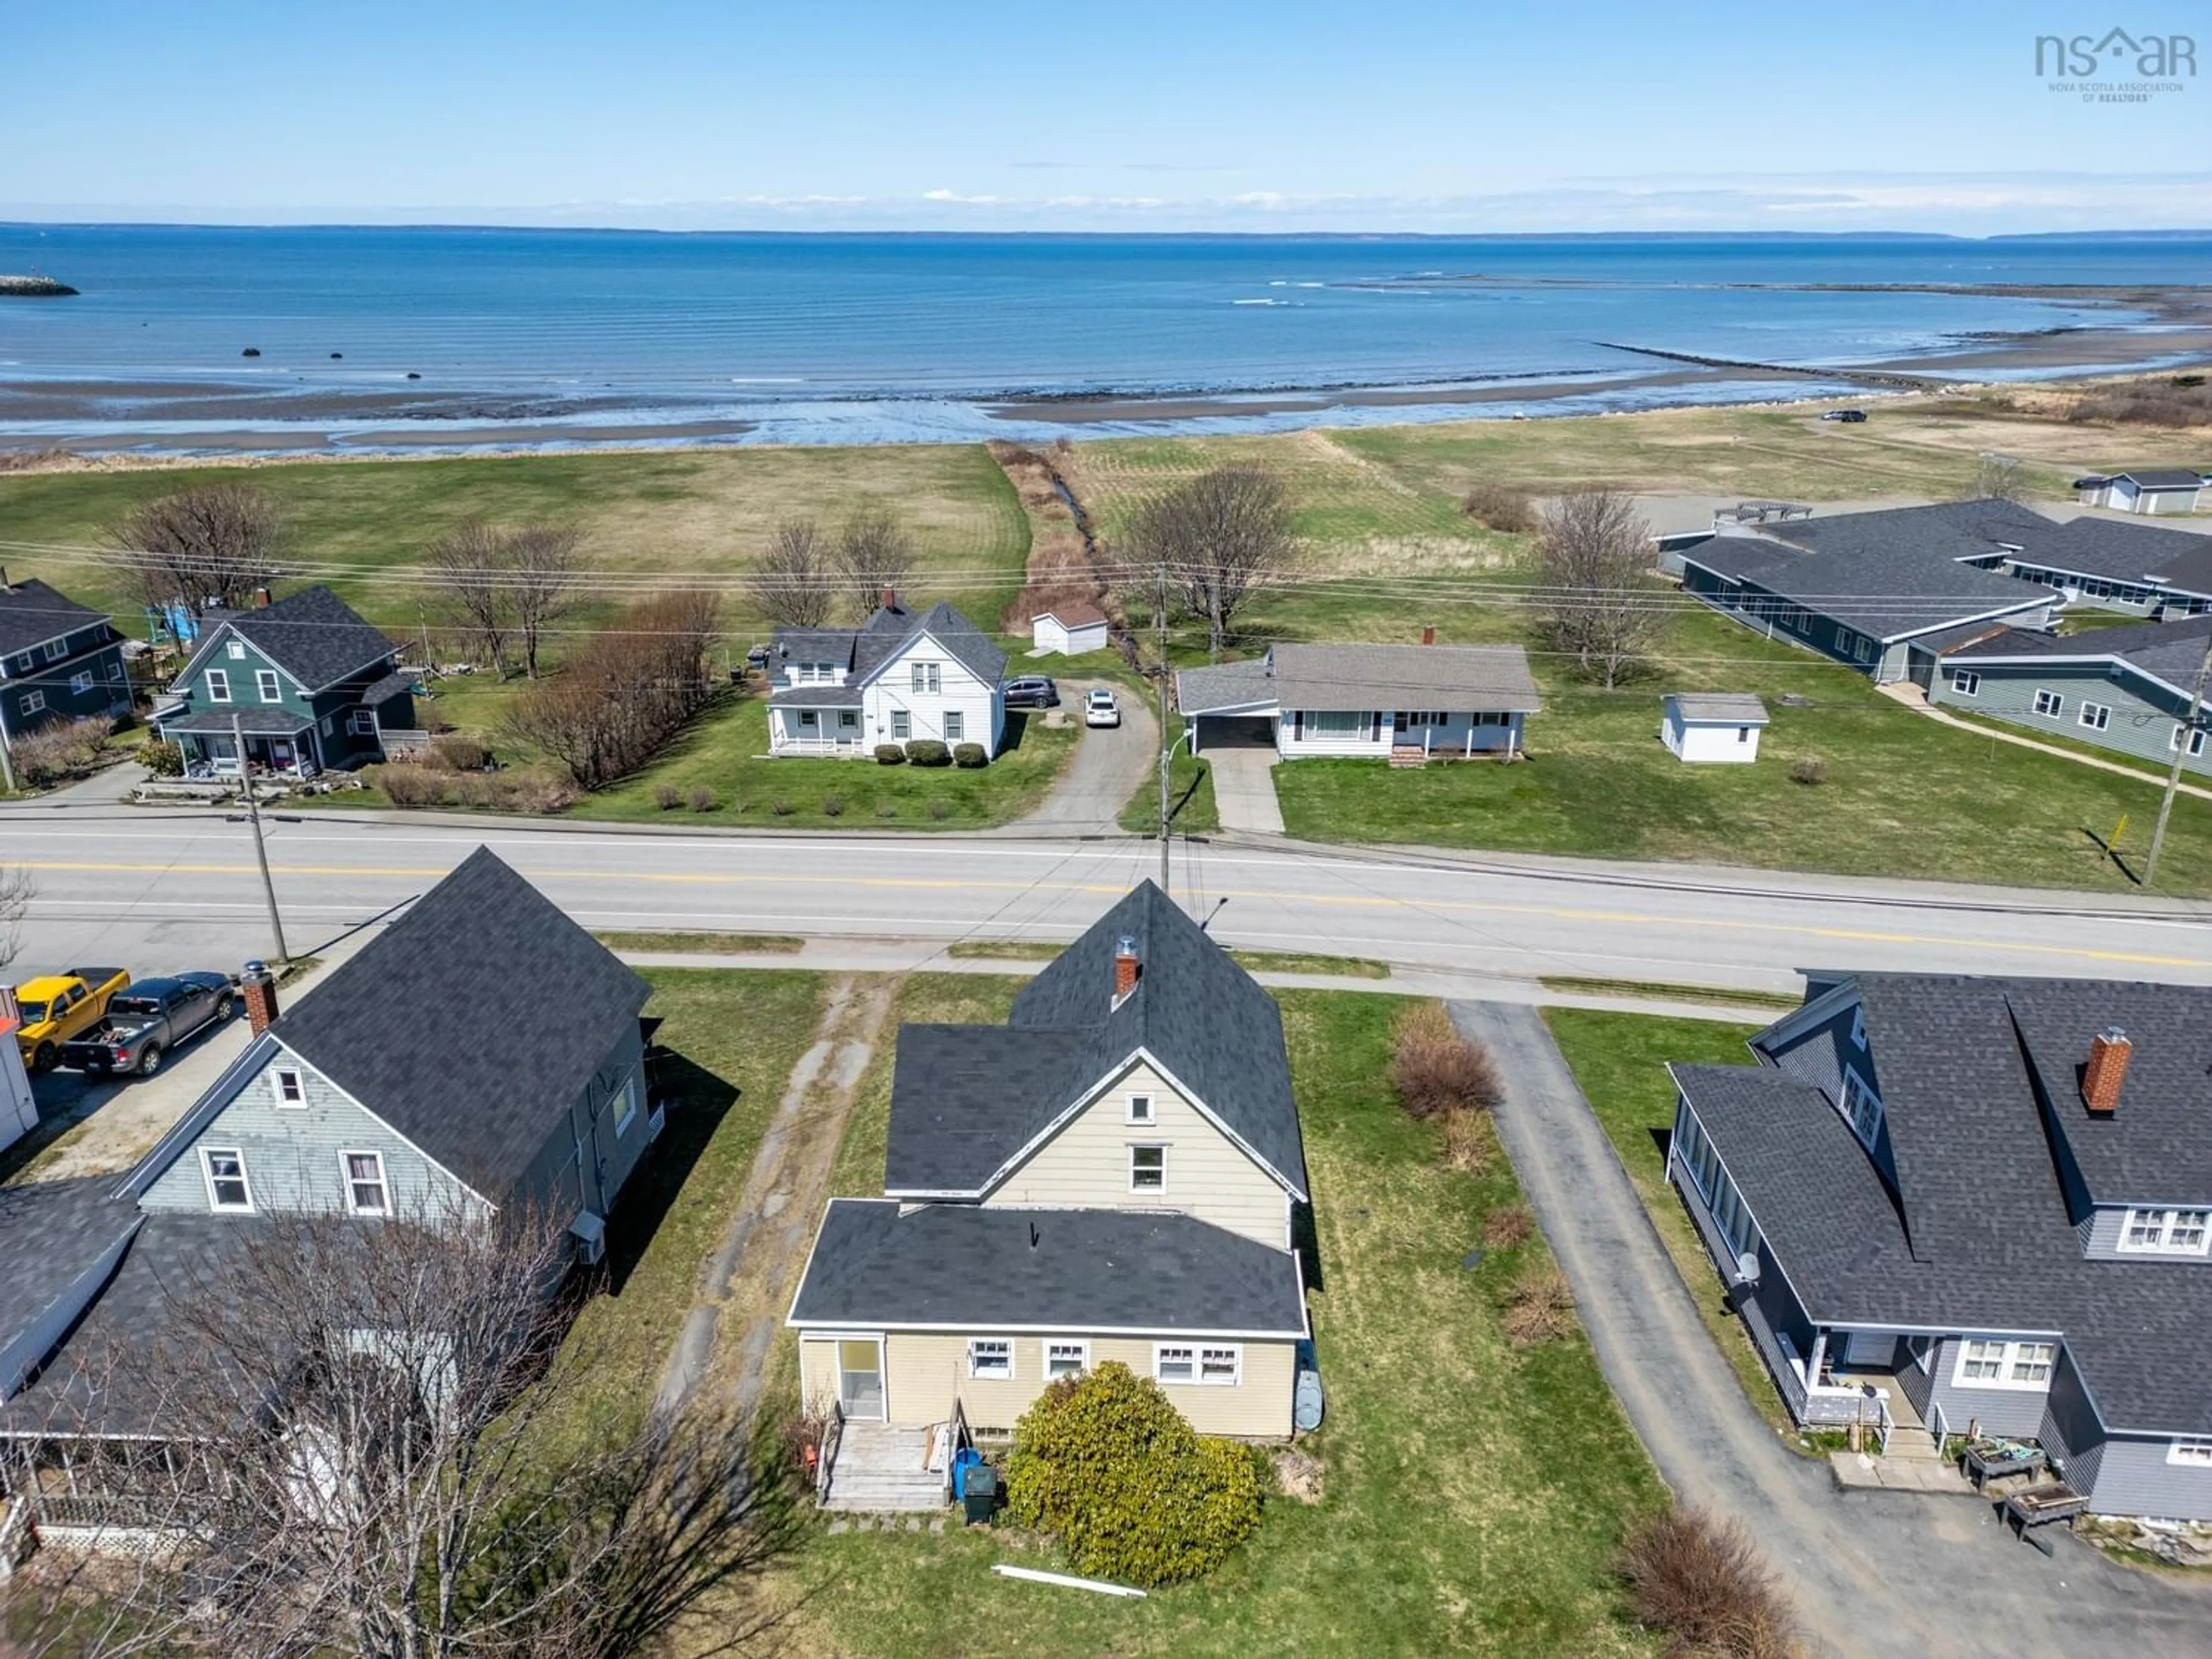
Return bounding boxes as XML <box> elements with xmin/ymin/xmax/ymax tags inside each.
<box><xmin>1540</xmin><ymin>1009</ymin><xmax>1794</xmax><ymax>1438</ymax></box>
<box><xmin>0</xmin><ymin>442</ymin><xmax>1031</xmax><ymax>639</ymax></box>
<box><xmin>772</xmin><ymin>984</ymin><xmax>1666</xmax><ymax>1657</ymax></box>
<box><xmin>1266</xmin><ymin>607</ymin><xmax>2212</xmax><ymax>896</ymax></box>
<box><xmin>537</xmin><ymin>968</ymin><xmax>828</xmax><ymax>1446</ymax></box>
<box><xmin>1120</xmin><ymin>746</ymin><xmax>1218</xmax><ymax>834</ymax></box>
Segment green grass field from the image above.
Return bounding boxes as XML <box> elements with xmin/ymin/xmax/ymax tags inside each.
<box><xmin>771</xmin><ymin>981</ymin><xmax>1665</xmax><ymax>1657</ymax></box>
<box><xmin>1541</xmin><ymin>1009</ymin><xmax>1794</xmax><ymax>1438</ymax></box>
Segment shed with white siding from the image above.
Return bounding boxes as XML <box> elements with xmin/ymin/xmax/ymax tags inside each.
<box><xmin>1030</xmin><ymin>603</ymin><xmax>1109</xmax><ymax>657</ymax></box>
<box><xmin>1661</xmin><ymin>692</ymin><xmax>1769</xmax><ymax>764</ymax></box>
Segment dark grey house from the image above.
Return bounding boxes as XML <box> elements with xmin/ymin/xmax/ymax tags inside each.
<box><xmin>1677</xmin><ymin>501</ymin><xmax>2060</xmax><ymax>684</ymax></box>
<box><xmin>1971</xmin><ymin>517</ymin><xmax>2212</xmax><ymax>619</ymax></box>
<box><xmin>0</xmin><ymin>575</ymin><xmax>132</xmax><ymax>747</ymax></box>
<box><xmin>1668</xmin><ymin>972</ymin><xmax>2212</xmax><ymax>1521</ymax></box>
<box><xmin>1931</xmin><ymin>615</ymin><xmax>2212</xmax><ymax>777</ymax></box>
<box><xmin>0</xmin><ymin>849</ymin><xmax>660</xmax><ymax>1527</ymax></box>
<box><xmin>156</xmin><ymin>586</ymin><xmax>420</xmax><ymax>777</ymax></box>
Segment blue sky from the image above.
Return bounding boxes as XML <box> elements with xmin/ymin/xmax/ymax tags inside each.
<box><xmin>6</xmin><ymin>1</ymin><xmax>2208</xmax><ymax>232</ymax></box>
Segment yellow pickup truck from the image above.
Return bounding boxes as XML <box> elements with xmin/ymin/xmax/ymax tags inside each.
<box><xmin>10</xmin><ymin>968</ymin><xmax>131</xmax><ymax>1073</ymax></box>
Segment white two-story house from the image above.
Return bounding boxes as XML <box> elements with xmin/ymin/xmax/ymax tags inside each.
<box><xmin>786</xmin><ymin>882</ymin><xmax>1313</xmax><ymax>1508</ymax></box>
<box><xmin>766</xmin><ymin>594</ymin><xmax>1008</xmax><ymax>760</ymax></box>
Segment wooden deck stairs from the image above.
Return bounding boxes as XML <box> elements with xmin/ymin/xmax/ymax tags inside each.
<box><xmin>821</xmin><ymin>1422</ymin><xmax>946</xmax><ymax>1513</ymax></box>
<box><xmin>1388</xmin><ymin>744</ymin><xmax>1429</xmax><ymax>768</ymax></box>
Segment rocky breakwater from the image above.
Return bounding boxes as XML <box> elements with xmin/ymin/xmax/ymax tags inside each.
<box><xmin>0</xmin><ymin>274</ymin><xmax>78</xmax><ymax>297</ymax></box>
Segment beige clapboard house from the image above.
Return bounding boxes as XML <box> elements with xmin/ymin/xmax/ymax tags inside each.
<box><xmin>787</xmin><ymin>882</ymin><xmax>1311</xmax><ymax>1496</ymax></box>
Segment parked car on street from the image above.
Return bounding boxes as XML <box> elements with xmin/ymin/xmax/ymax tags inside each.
<box><xmin>1084</xmin><ymin>688</ymin><xmax>1121</xmax><ymax>728</ymax></box>
<box><xmin>59</xmin><ymin>972</ymin><xmax>238</xmax><ymax>1077</ymax></box>
<box><xmin>1003</xmin><ymin>674</ymin><xmax>1060</xmax><ymax>709</ymax></box>
<box><xmin>9</xmin><ymin>969</ymin><xmax>131</xmax><ymax>1074</ymax></box>
<box><xmin>1821</xmin><ymin>408</ymin><xmax>1868</xmax><ymax>423</ymax></box>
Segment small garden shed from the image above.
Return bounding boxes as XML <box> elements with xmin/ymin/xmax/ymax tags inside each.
<box><xmin>1661</xmin><ymin>692</ymin><xmax>1768</xmax><ymax>764</ymax></box>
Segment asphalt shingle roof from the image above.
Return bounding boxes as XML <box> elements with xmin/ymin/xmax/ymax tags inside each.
<box><xmin>1175</xmin><ymin>659</ymin><xmax>1278</xmax><ymax>715</ymax></box>
<box><xmin>2003</xmin><ymin>517</ymin><xmax>2212</xmax><ymax>584</ymax></box>
<box><xmin>1272</xmin><ymin>642</ymin><xmax>1542</xmax><ymax>712</ymax></box>
<box><xmin>787</xmin><ymin>1199</ymin><xmax>1308</xmax><ymax>1335</ymax></box>
<box><xmin>1667</xmin><ymin>692</ymin><xmax>1768</xmax><ymax>724</ymax></box>
<box><xmin>1678</xmin><ymin>972</ymin><xmax>2212</xmax><ymax>1434</ymax></box>
<box><xmin>0</xmin><ymin>578</ymin><xmax>109</xmax><ymax>660</ymax></box>
<box><xmin>176</xmin><ymin>586</ymin><xmax>397</xmax><ymax>695</ymax></box>
<box><xmin>2113</xmin><ymin>469</ymin><xmax>2206</xmax><ymax>489</ymax></box>
<box><xmin>1949</xmin><ymin>613</ymin><xmax>2212</xmax><ymax>695</ymax></box>
<box><xmin>764</xmin><ymin>599</ymin><xmax>1007</xmax><ymax>696</ymax></box>
<box><xmin>257</xmin><ymin>848</ymin><xmax>649</xmax><ymax>1202</ymax></box>
<box><xmin>0</xmin><ymin>1179</ymin><xmax>142</xmax><ymax>1376</ymax></box>
<box><xmin>884</xmin><ymin>881</ymin><xmax>1307</xmax><ymax>1201</ymax></box>
<box><xmin>160</xmin><ymin>708</ymin><xmax>313</xmax><ymax>735</ymax></box>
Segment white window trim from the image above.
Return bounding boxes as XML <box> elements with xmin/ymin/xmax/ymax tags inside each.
<box><xmin>1153</xmin><ymin>1343</ymin><xmax>1197</xmax><ymax>1385</ymax></box>
<box><xmin>2078</xmin><ymin>700</ymin><xmax>2111</xmax><ymax>732</ymax></box>
<box><xmin>1125</xmin><ymin>1092</ymin><xmax>1155</xmax><ymax>1126</ymax></box>
<box><xmin>43</xmin><ymin>639</ymin><xmax>66</xmax><ymax>662</ymax></box>
<box><xmin>1949</xmin><ymin>669</ymin><xmax>1980</xmax><ymax>697</ymax></box>
<box><xmin>200</xmin><ymin>1147</ymin><xmax>255</xmax><ymax>1213</ymax></box>
<box><xmin>256</xmin><ymin>669</ymin><xmax>282</xmax><ymax>703</ymax></box>
<box><xmin>226</xmin><ymin>641</ymin><xmax>247</xmax><ymax>660</ymax></box>
<box><xmin>340</xmin><ymin>1149</ymin><xmax>391</xmax><ymax>1217</ymax></box>
<box><xmin>1042</xmin><ymin>1338</ymin><xmax>1090</xmax><ymax>1381</ymax></box>
<box><xmin>2032</xmin><ymin>688</ymin><xmax>2062</xmax><ymax>718</ymax></box>
<box><xmin>1198</xmin><ymin>1344</ymin><xmax>1244</xmax><ymax>1387</ymax></box>
<box><xmin>2166</xmin><ymin>1438</ymin><xmax>2212</xmax><ymax>1468</ymax></box>
<box><xmin>2116</xmin><ymin>1207</ymin><xmax>2212</xmax><ymax>1257</ymax></box>
<box><xmin>1849</xmin><ymin>1006</ymin><xmax>1866</xmax><ymax>1048</ymax></box>
<box><xmin>271</xmin><ymin>1067</ymin><xmax>305</xmax><ymax>1107</ymax></box>
<box><xmin>20</xmin><ymin>689</ymin><xmax>44</xmax><ymax>715</ymax></box>
<box><xmin>206</xmin><ymin>668</ymin><xmax>232</xmax><ymax>703</ymax></box>
<box><xmin>1950</xmin><ymin>1337</ymin><xmax>2058</xmax><ymax>1392</ymax></box>
<box><xmin>2173</xmin><ymin>724</ymin><xmax>2207</xmax><ymax>757</ymax></box>
<box><xmin>70</xmin><ymin>669</ymin><xmax>94</xmax><ymax>694</ymax></box>
<box><xmin>965</xmin><ymin>1336</ymin><xmax>1014</xmax><ymax>1380</ymax></box>
<box><xmin>1128</xmin><ymin>1143</ymin><xmax>1167</xmax><ymax>1194</ymax></box>
<box><xmin>613</xmin><ymin>1072</ymin><xmax>639</xmax><ymax>1137</ymax></box>
<box><xmin>348</xmin><ymin>709</ymin><xmax>377</xmax><ymax>737</ymax></box>
<box><xmin>1840</xmin><ymin>1066</ymin><xmax>1884</xmax><ymax>1150</ymax></box>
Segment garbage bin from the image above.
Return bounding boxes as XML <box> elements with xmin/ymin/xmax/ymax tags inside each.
<box><xmin>961</xmin><ymin>1463</ymin><xmax>997</xmax><ymax>1526</ymax></box>
<box><xmin>951</xmin><ymin>1446</ymin><xmax>983</xmax><ymax>1500</ymax></box>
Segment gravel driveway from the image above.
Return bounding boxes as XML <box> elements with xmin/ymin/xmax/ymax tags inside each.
<box><xmin>1449</xmin><ymin>999</ymin><xmax>2212</xmax><ymax>1659</ymax></box>
<box><xmin>1009</xmin><ymin>680</ymin><xmax>1157</xmax><ymax>834</ymax></box>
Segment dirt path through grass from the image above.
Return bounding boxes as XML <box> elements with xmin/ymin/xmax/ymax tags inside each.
<box><xmin>655</xmin><ymin>973</ymin><xmax>898</xmax><ymax>1419</ymax></box>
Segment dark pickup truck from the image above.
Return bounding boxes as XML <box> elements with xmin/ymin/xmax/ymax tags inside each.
<box><xmin>60</xmin><ymin>972</ymin><xmax>238</xmax><ymax>1077</ymax></box>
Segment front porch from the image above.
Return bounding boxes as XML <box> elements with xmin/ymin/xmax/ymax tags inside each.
<box><xmin>162</xmin><ymin>713</ymin><xmax>321</xmax><ymax>781</ymax></box>
<box><xmin>770</xmin><ymin>700</ymin><xmax>869</xmax><ymax>757</ymax></box>
<box><xmin>816</xmin><ymin>1415</ymin><xmax>955</xmax><ymax>1513</ymax></box>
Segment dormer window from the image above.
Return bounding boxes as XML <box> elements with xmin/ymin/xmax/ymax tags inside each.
<box><xmin>2119</xmin><ymin>1209</ymin><xmax>2210</xmax><ymax>1256</ymax></box>
<box><xmin>1840</xmin><ymin>1069</ymin><xmax>1883</xmax><ymax>1150</ymax></box>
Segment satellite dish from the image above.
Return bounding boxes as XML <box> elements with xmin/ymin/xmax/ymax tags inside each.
<box><xmin>1736</xmin><ymin>1252</ymin><xmax>1761</xmax><ymax>1285</ymax></box>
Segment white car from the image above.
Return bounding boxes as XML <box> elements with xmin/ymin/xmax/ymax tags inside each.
<box><xmin>1084</xmin><ymin>688</ymin><xmax>1121</xmax><ymax>728</ymax></box>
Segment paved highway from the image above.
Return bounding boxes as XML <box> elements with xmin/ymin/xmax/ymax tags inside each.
<box><xmin>5</xmin><ymin>807</ymin><xmax>2210</xmax><ymax>992</ymax></box>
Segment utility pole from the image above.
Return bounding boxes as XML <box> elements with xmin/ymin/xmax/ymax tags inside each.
<box><xmin>232</xmin><ymin>711</ymin><xmax>290</xmax><ymax>963</ymax></box>
<box><xmin>1156</xmin><ymin>562</ymin><xmax>1172</xmax><ymax>890</ymax></box>
<box><xmin>2145</xmin><ymin>627</ymin><xmax>2212</xmax><ymax>887</ymax></box>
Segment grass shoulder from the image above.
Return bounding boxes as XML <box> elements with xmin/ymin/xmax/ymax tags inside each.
<box><xmin>592</xmin><ymin>930</ymin><xmax>805</xmax><ymax>956</ymax></box>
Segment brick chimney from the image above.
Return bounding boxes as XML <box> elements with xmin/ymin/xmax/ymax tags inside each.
<box><xmin>1421</xmin><ymin>624</ymin><xmax>1436</xmax><ymax>646</ymax></box>
<box><xmin>241</xmin><ymin>961</ymin><xmax>280</xmax><ymax>1035</ymax></box>
<box><xmin>2082</xmin><ymin>1025</ymin><xmax>2131</xmax><ymax>1116</ymax></box>
<box><xmin>1113</xmin><ymin>934</ymin><xmax>1140</xmax><ymax>1006</ymax></box>
<box><xmin>881</xmin><ymin>585</ymin><xmax>897</xmax><ymax>611</ymax></box>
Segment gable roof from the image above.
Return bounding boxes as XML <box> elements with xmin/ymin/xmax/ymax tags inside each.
<box><xmin>1948</xmin><ymin>612</ymin><xmax>2212</xmax><ymax>700</ymax></box>
<box><xmin>786</xmin><ymin>1199</ymin><xmax>1308</xmax><ymax>1336</ymax></box>
<box><xmin>2113</xmin><ymin>469</ymin><xmax>2205</xmax><ymax>490</ymax></box>
<box><xmin>2003</xmin><ymin>517</ymin><xmax>2212</xmax><ymax>585</ymax></box>
<box><xmin>765</xmin><ymin>598</ymin><xmax>1006</xmax><ymax>701</ymax></box>
<box><xmin>0</xmin><ymin>1178</ymin><xmax>142</xmax><ymax>1382</ymax></box>
<box><xmin>0</xmin><ymin>578</ymin><xmax>110</xmax><ymax>660</ymax></box>
<box><xmin>1175</xmin><ymin>658</ymin><xmax>1278</xmax><ymax>717</ymax></box>
<box><xmin>1667</xmin><ymin>692</ymin><xmax>1768</xmax><ymax>724</ymax></box>
<box><xmin>130</xmin><ymin>850</ymin><xmax>649</xmax><ymax>1205</ymax></box>
<box><xmin>175</xmin><ymin>586</ymin><xmax>397</xmax><ymax>695</ymax></box>
<box><xmin>883</xmin><ymin>882</ymin><xmax>1307</xmax><ymax>1202</ymax></box>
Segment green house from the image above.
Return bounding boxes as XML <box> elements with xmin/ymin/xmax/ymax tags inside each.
<box><xmin>157</xmin><ymin>587</ymin><xmax>420</xmax><ymax>777</ymax></box>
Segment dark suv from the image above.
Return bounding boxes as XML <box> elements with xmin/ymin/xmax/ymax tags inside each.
<box><xmin>1003</xmin><ymin>675</ymin><xmax>1060</xmax><ymax>709</ymax></box>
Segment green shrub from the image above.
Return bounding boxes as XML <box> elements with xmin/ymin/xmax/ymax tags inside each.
<box><xmin>821</xmin><ymin>794</ymin><xmax>845</xmax><ymax>817</ymax></box>
<box><xmin>430</xmin><ymin>734</ymin><xmax>490</xmax><ymax>772</ymax></box>
<box><xmin>1004</xmin><ymin>1362</ymin><xmax>1263</xmax><ymax>1588</ymax></box>
<box><xmin>927</xmin><ymin>799</ymin><xmax>950</xmax><ymax>821</ymax></box>
<box><xmin>654</xmin><ymin>783</ymin><xmax>682</xmax><ymax>811</ymax></box>
<box><xmin>688</xmin><ymin>785</ymin><xmax>717</xmax><ymax>812</ymax></box>
<box><xmin>904</xmin><ymin>738</ymin><xmax>950</xmax><ymax>767</ymax></box>
<box><xmin>141</xmin><ymin>738</ymin><xmax>186</xmax><ymax>778</ymax></box>
<box><xmin>874</xmin><ymin>743</ymin><xmax>906</xmax><ymax>765</ymax></box>
<box><xmin>953</xmin><ymin>742</ymin><xmax>987</xmax><ymax>768</ymax></box>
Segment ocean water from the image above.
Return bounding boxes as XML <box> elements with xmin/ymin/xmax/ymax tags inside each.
<box><xmin>0</xmin><ymin>226</ymin><xmax>2205</xmax><ymax>449</ymax></box>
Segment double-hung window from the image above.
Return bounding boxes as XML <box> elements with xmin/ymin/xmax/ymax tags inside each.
<box><xmin>1949</xmin><ymin>669</ymin><xmax>1980</xmax><ymax>697</ymax></box>
<box><xmin>256</xmin><ymin>669</ymin><xmax>282</xmax><ymax>703</ymax></box>
<box><xmin>2169</xmin><ymin>1438</ymin><xmax>2212</xmax><ymax>1468</ymax></box>
<box><xmin>1128</xmin><ymin>1145</ymin><xmax>1166</xmax><ymax>1192</ymax></box>
<box><xmin>70</xmin><ymin>669</ymin><xmax>94</xmax><ymax>695</ymax></box>
<box><xmin>43</xmin><ymin>639</ymin><xmax>66</xmax><ymax>662</ymax></box>
<box><xmin>342</xmin><ymin>1150</ymin><xmax>390</xmax><ymax>1216</ymax></box>
<box><xmin>966</xmin><ymin>1338</ymin><xmax>1013</xmax><ymax>1380</ymax></box>
<box><xmin>2032</xmin><ymin>688</ymin><xmax>2062</xmax><ymax>719</ymax></box>
<box><xmin>1953</xmin><ymin>1338</ymin><xmax>2058</xmax><ymax>1390</ymax></box>
<box><xmin>1044</xmin><ymin>1339</ymin><xmax>1090</xmax><ymax>1380</ymax></box>
<box><xmin>2119</xmin><ymin>1208</ymin><xmax>2211</xmax><ymax>1255</ymax></box>
<box><xmin>9</xmin><ymin>651</ymin><xmax>29</xmax><ymax>673</ymax></box>
<box><xmin>2078</xmin><ymin>700</ymin><xmax>2111</xmax><ymax>732</ymax></box>
<box><xmin>202</xmin><ymin>1147</ymin><xmax>253</xmax><ymax>1211</ymax></box>
<box><xmin>891</xmin><ymin>709</ymin><xmax>911</xmax><ymax>740</ymax></box>
<box><xmin>206</xmin><ymin>669</ymin><xmax>232</xmax><ymax>704</ymax></box>
<box><xmin>20</xmin><ymin>690</ymin><xmax>44</xmax><ymax>716</ymax></box>
<box><xmin>613</xmin><ymin>1073</ymin><xmax>639</xmax><ymax>1136</ymax></box>
<box><xmin>2008</xmin><ymin>1342</ymin><xmax>2055</xmax><ymax>1385</ymax></box>
<box><xmin>349</xmin><ymin>710</ymin><xmax>377</xmax><ymax>736</ymax></box>
<box><xmin>271</xmin><ymin>1067</ymin><xmax>305</xmax><ymax>1107</ymax></box>
<box><xmin>911</xmin><ymin>662</ymin><xmax>940</xmax><ymax>694</ymax></box>
<box><xmin>944</xmin><ymin>710</ymin><xmax>964</xmax><ymax>743</ymax></box>
<box><xmin>1839</xmin><ymin>1069</ymin><xmax>1883</xmax><ymax>1149</ymax></box>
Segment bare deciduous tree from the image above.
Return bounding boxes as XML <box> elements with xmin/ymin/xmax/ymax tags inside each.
<box><xmin>1532</xmin><ymin>488</ymin><xmax>1666</xmax><ymax>688</ymax></box>
<box><xmin>105</xmin><ymin>484</ymin><xmax>286</xmax><ymax>615</ymax></box>
<box><xmin>744</xmin><ymin>519</ymin><xmax>836</xmax><ymax>628</ymax></box>
<box><xmin>1126</xmin><ymin>467</ymin><xmax>1293</xmax><ymax>660</ymax></box>
<box><xmin>1972</xmin><ymin>452</ymin><xmax>2027</xmax><ymax>502</ymax></box>
<box><xmin>506</xmin><ymin>522</ymin><xmax>582</xmax><ymax>680</ymax></box>
<box><xmin>0</xmin><ymin>865</ymin><xmax>30</xmax><ymax>973</ymax></box>
<box><xmin>833</xmin><ymin>507</ymin><xmax>915</xmax><ymax>620</ymax></box>
<box><xmin>506</xmin><ymin>590</ymin><xmax>722</xmax><ymax>790</ymax></box>
<box><xmin>18</xmin><ymin>1204</ymin><xmax>795</xmax><ymax>1659</ymax></box>
<box><xmin>425</xmin><ymin>521</ymin><xmax>581</xmax><ymax>679</ymax></box>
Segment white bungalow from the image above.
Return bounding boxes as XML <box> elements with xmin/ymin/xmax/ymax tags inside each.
<box><xmin>766</xmin><ymin>596</ymin><xmax>1008</xmax><ymax>760</ymax></box>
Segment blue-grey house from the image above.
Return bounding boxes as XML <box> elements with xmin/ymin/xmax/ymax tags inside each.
<box><xmin>0</xmin><ymin>574</ymin><xmax>132</xmax><ymax>747</ymax></box>
<box><xmin>156</xmin><ymin>585</ymin><xmax>421</xmax><ymax>777</ymax></box>
<box><xmin>1668</xmin><ymin>972</ymin><xmax>2212</xmax><ymax>1522</ymax></box>
<box><xmin>1931</xmin><ymin>614</ymin><xmax>2212</xmax><ymax>778</ymax></box>
<box><xmin>0</xmin><ymin>850</ymin><xmax>660</xmax><ymax>1521</ymax></box>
